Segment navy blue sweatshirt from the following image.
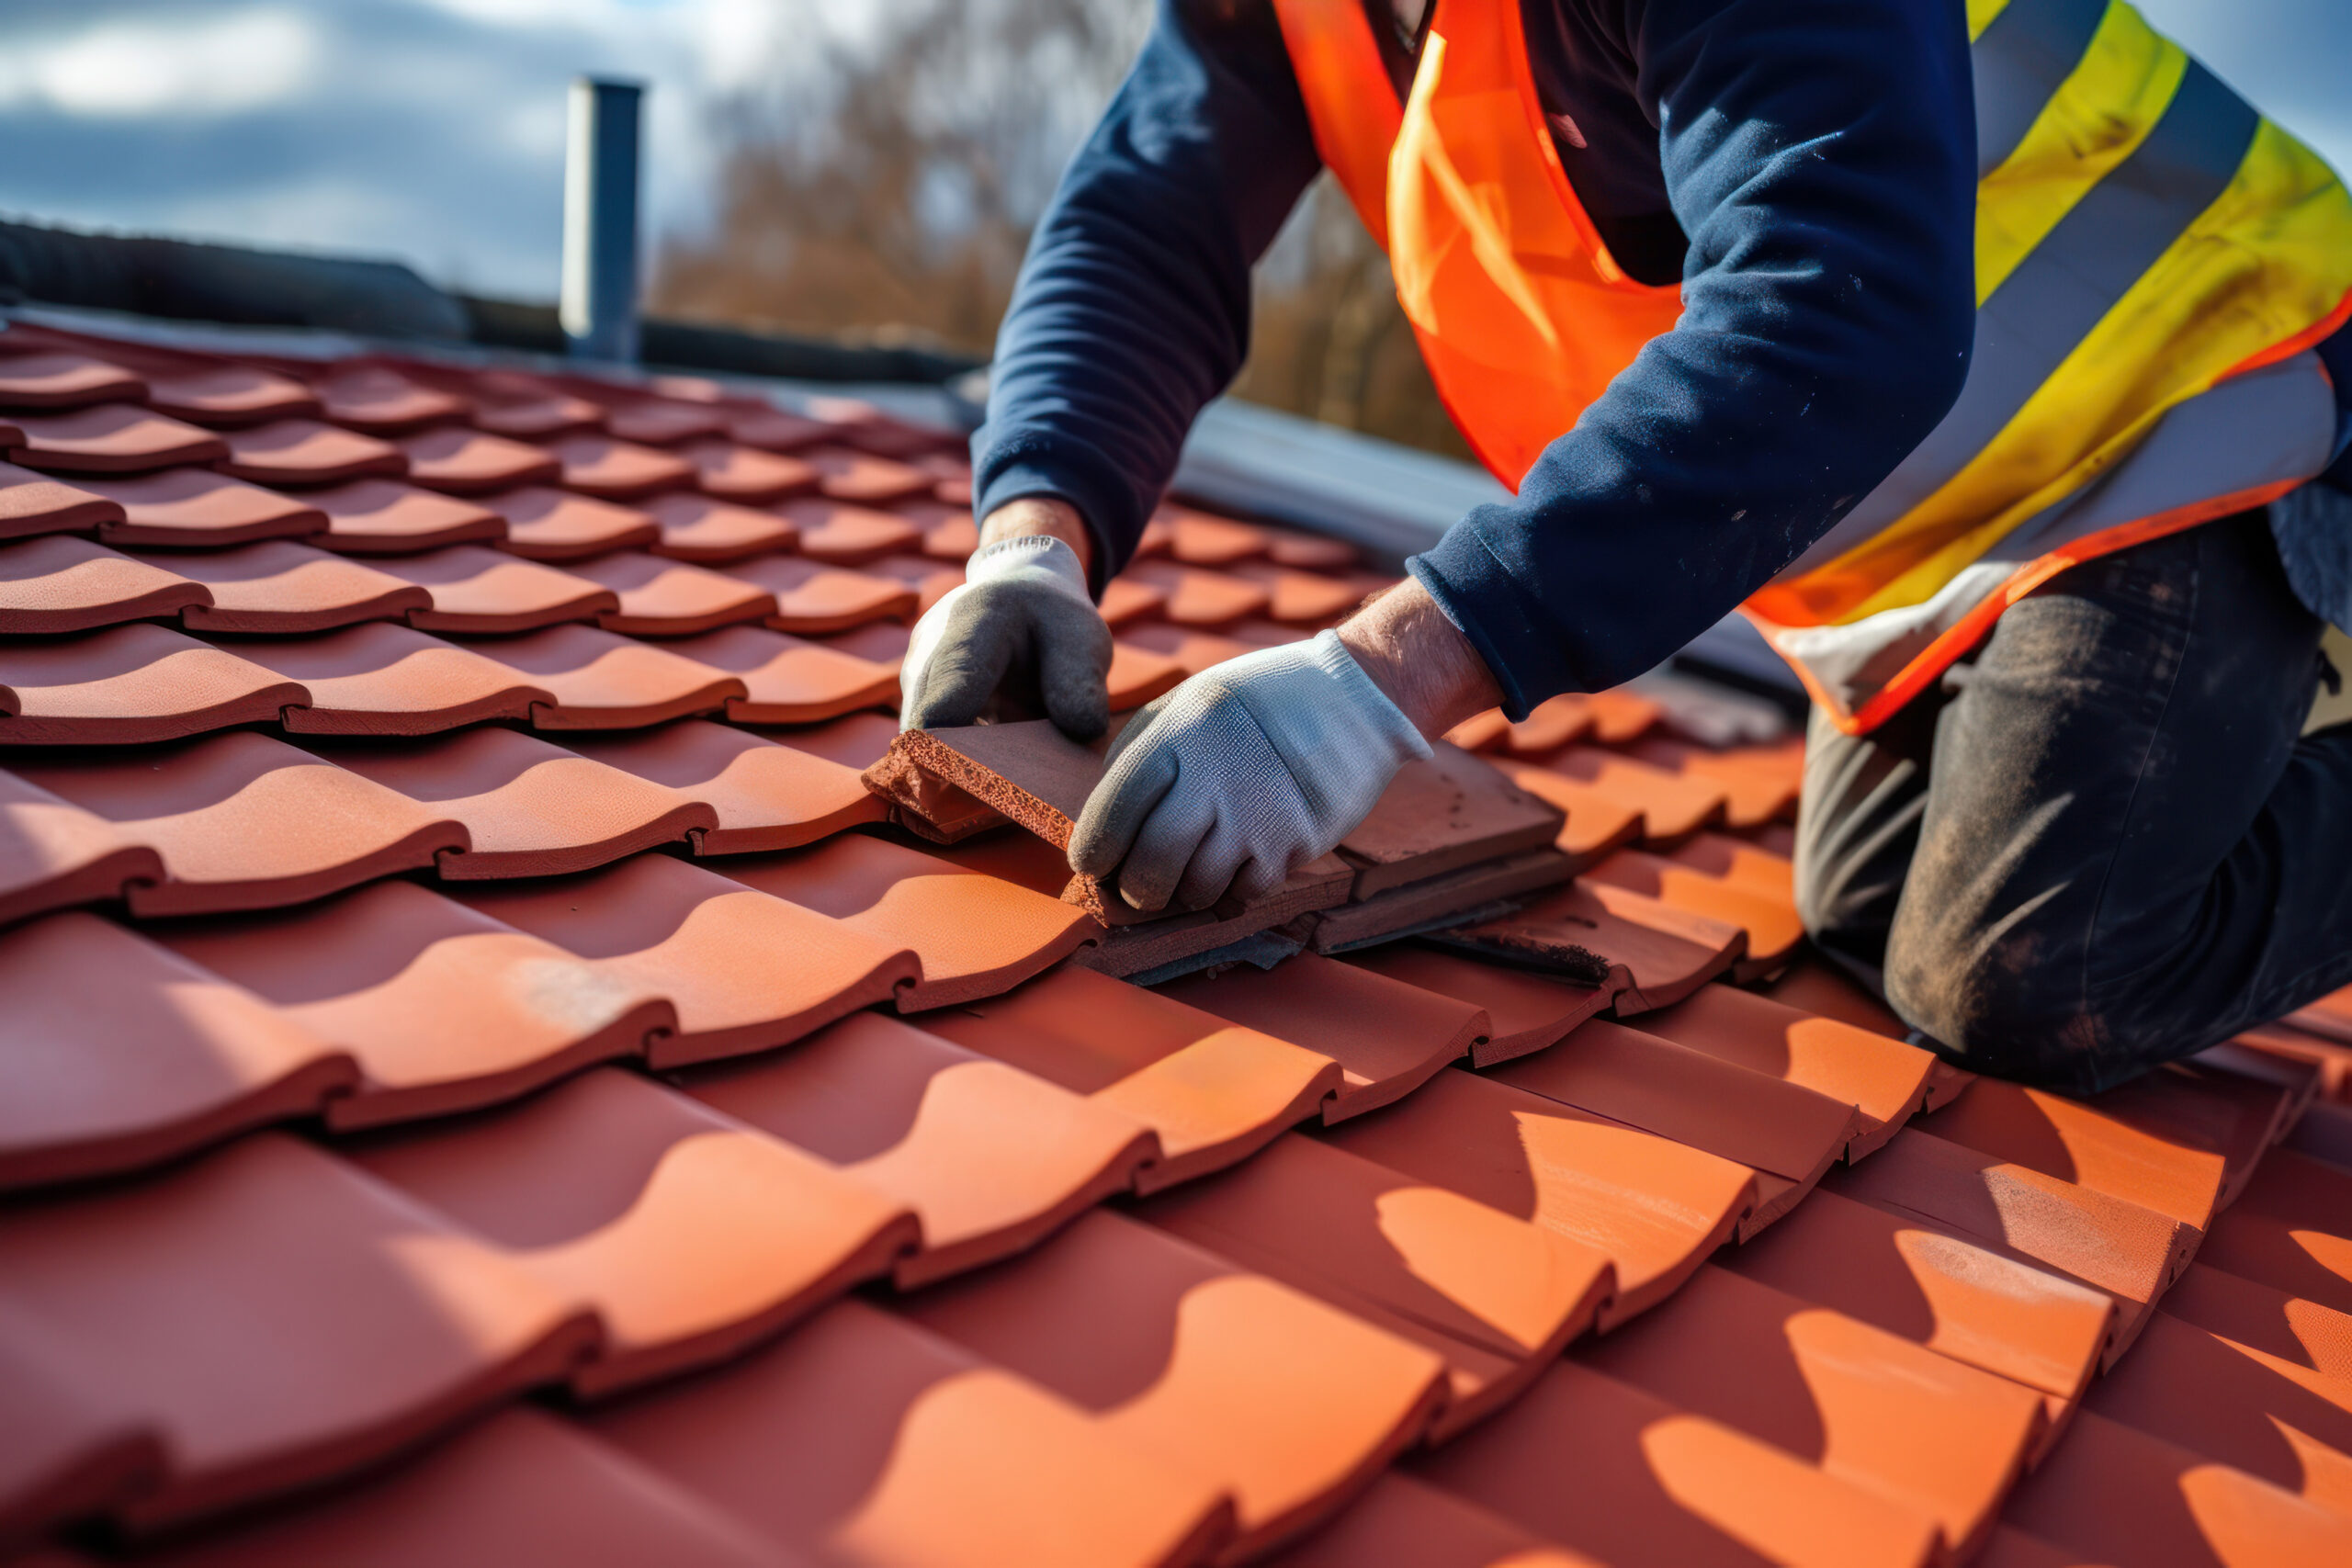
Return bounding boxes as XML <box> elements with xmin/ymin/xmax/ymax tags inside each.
<box><xmin>972</xmin><ymin>0</ymin><xmax>1984</xmax><ymax>717</ymax></box>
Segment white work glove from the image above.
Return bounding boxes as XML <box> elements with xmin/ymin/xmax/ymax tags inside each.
<box><xmin>1070</xmin><ymin>629</ymin><xmax>1431</xmax><ymax>912</ymax></box>
<box><xmin>899</xmin><ymin>535</ymin><xmax>1114</xmax><ymax>739</ymax></box>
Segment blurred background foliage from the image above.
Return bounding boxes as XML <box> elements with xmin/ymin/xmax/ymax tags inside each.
<box><xmin>650</xmin><ymin>0</ymin><xmax>1473</xmax><ymax>461</ymax></box>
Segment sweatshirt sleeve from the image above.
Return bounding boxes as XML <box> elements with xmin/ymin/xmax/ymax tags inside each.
<box><xmin>971</xmin><ymin>0</ymin><xmax>1323</xmax><ymax>592</ymax></box>
<box><xmin>1408</xmin><ymin>0</ymin><xmax>1979</xmax><ymax>716</ymax></box>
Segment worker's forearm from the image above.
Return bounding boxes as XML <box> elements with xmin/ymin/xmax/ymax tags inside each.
<box><xmin>1336</xmin><ymin>578</ymin><xmax>1502</xmax><ymax>739</ymax></box>
<box><xmin>978</xmin><ymin>496</ymin><xmax>1093</xmax><ymax>581</ymax></box>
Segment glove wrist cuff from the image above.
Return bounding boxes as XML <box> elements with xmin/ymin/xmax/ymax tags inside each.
<box><xmin>967</xmin><ymin>534</ymin><xmax>1091</xmax><ymax>601</ymax></box>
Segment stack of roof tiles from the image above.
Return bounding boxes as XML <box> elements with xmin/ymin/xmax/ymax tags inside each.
<box><xmin>2</xmin><ymin>319</ymin><xmax>2350</xmax><ymax>1568</ymax></box>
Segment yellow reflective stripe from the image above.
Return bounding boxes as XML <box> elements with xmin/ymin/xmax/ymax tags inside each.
<box><xmin>1822</xmin><ymin>118</ymin><xmax>2352</xmax><ymax>623</ymax></box>
<box><xmin>1968</xmin><ymin>0</ymin><xmax>2014</xmax><ymax>41</ymax></box>
<box><xmin>1975</xmin><ymin>4</ymin><xmax>2184</xmax><ymax>303</ymax></box>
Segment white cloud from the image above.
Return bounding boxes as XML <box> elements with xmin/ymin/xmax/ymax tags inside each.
<box><xmin>0</xmin><ymin>8</ymin><xmax>321</xmax><ymax>119</ymax></box>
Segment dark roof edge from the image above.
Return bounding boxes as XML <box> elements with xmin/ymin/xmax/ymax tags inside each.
<box><xmin>0</xmin><ymin>216</ymin><xmax>980</xmax><ymax>386</ymax></box>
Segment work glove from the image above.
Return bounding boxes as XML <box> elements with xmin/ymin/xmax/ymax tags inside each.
<box><xmin>899</xmin><ymin>534</ymin><xmax>1114</xmax><ymax>739</ymax></box>
<box><xmin>1070</xmin><ymin>629</ymin><xmax>1431</xmax><ymax>912</ymax></box>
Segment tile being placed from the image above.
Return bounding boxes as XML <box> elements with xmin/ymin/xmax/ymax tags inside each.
<box><xmin>0</xmin><ymin>1132</ymin><xmax>595</xmax><ymax>1532</ymax></box>
<box><xmin>76</xmin><ymin>468</ymin><xmax>325</xmax><ymax>548</ymax></box>
<box><xmin>13</xmin><ymin>731</ymin><xmax>467</xmax><ymax>916</ymax></box>
<box><xmin>1580</xmin><ymin>846</ymin><xmax>1804</xmax><ymax>980</ymax></box>
<box><xmin>582</xmin><ymin>1295</ymin><xmax>1231</xmax><ymax>1568</ymax></box>
<box><xmin>476</xmin><ymin>623</ymin><xmax>745</xmax><ymax>728</ymax></box>
<box><xmin>778</xmin><ymin>497</ymin><xmax>923</xmax><ymax>565</ymax></box>
<box><xmin>567</xmin><ymin>552</ymin><xmax>775</xmax><ymax>637</ymax></box>
<box><xmin>1634</xmin><ymin>982</ymin><xmax>1937</xmax><ymax>1156</ymax></box>
<box><xmin>1334</xmin><ymin>743</ymin><xmax>1566</xmax><ymax>898</ymax></box>
<box><xmin>232</xmin><ymin>622</ymin><xmax>551</xmax><ymax>735</ymax></box>
<box><xmin>0</xmin><ymin>912</ymin><xmax>352</xmax><ymax>1191</ymax></box>
<box><xmin>168</xmin><ymin>542</ymin><xmax>429</xmax><ymax>635</ymax></box>
<box><xmin>1160</xmin><ymin>951</ymin><xmax>1488</xmax><ymax>1122</ymax></box>
<box><xmin>449</xmin><ymin>852</ymin><xmax>918</xmax><ymax>1065</ymax></box>
<box><xmin>1321</xmin><ymin>1066</ymin><xmax>1758</xmax><ymax>1331</ymax></box>
<box><xmin>645</xmin><ymin>492</ymin><xmax>797</xmax><ymax>563</ymax></box>
<box><xmin>684</xmin><ymin>1012</ymin><xmax>1155</xmax><ymax>1287</ymax></box>
<box><xmin>928</xmin><ymin>966</ymin><xmax>1341</xmax><ymax>1190</ymax></box>
<box><xmin>392</xmin><ymin>426</ymin><xmax>561</xmax><ymax>494</ymax></box>
<box><xmin>319</xmin><ymin>727</ymin><xmax>714</xmax><ymax>878</ymax></box>
<box><xmin>216</xmin><ymin>419</ymin><xmax>407</xmax><ymax>487</ymax></box>
<box><xmin>903</xmin><ymin>1209</ymin><xmax>1448</xmax><ymax>1559</ymax></box>
<box><xmin>677</xmin><ymin>439</ymin><xmax>819</xmax><ymax>504</ymax></box>
<box><xmin>483</xmin><ymin>486</ymin><xmax>658</xmax><ymax>559</ymax></box>
<box><xmin>305</xmin><ymin>479</ymin><xmax>504</xmax><ymax>554</ymax></box>
<box><xmin>159</xmin><ymin>877</ymin><xmax>673</xmax><ymax>1129</ymax></box>
<box><xmin>0</xmin><ymin>624</ymin><xmax>304</xmax><ymax>746</ymax></box>
<box><xmin>1409</xmin><ymin>1356</ymin><xmax>1941</xmax><ymax>1568</ymax></box>
<box><xmin>567</xmin><ymin>720</ymin><xmax>885</xmax><ymax>853</ymax></box>
<box><xmin>1341</xmin><ymin>943</ymin><xmax>1614</xmax><ymax>1065</ymax></box>
<box><xmin>717</xmin><ymin>831</ymin><xmax>1096</xmax><ymax>1009</ymax></box>
<box><xmin>347</xmin><ymin>1067</ymin><xmax>917</xmax><ymax>1397</ymax></box>
<box><xmin>1140</xmin><ymin>1130</ymin><xmax>1613</xmax><ymax>1436</ymax></box>
<box><xmin>538</xmin><ymin>434</ymin><xmax>695</xmax><ymax>500</ymax></box>
<box><xmin>1431</xmin><ymin>879</ymin><xmax>1745</xmax><ymax>1012</ymax></box>
<box><xmin>0</xmin><ymin>536</ymin><xmax>208</xmax><ymax>634</ymax></box>
<box><xmin>0</xmin><ymin>769</ymin><xmax>164</xmax><ymax>926</ymax></box>
<box><xmin>662</xmin><ymin>624</ymin><xmax>898</xmax><ymax>725</ymax></box>
<box><xmin>0</xmin><ymin>353</ymin><xmax>146</xmax><ymax>410</ymax></box>
<box><xmin>128</xmin><ymin>1407</ymin><xmax>809</xmax><ymax>1568</ymax></box>
<box><xmin>866</xmin><ymin>716</ymin><xmax>1102</xmax><ymax>846</ymax></box>
<box><xmin>1489</xmin><ymin>1017</ymin><xmax>1856</xmax><ymax>1232</ymax></box>
<box><xmin>372</xmin><ymin>546</ymin><xmax>616</xmax><ymax>634</ymax></box>
<box><xmin>0</xmin><ymin>461</ymin><xmax>124</xmax><ymax>540</ymax></box>
<box><xmin>729</xmin><ymin>553</ymin><xmax>917</xmax><ymax>633</ymax></box>
<box><xmin>1577</xmin><ymin>1265</ymin><xmax>2045</xmax><ymax>1559</ymax></box>
<box><xmin>11</xmin><ymin>406</ymin><xmax>226</xmax><ymax>475</ymax></box>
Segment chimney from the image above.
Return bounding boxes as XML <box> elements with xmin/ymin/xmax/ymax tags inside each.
<box><xmin>560</xmin><ymin>77</ymin><xmax>644</xmax><ymax>363</ymax></box>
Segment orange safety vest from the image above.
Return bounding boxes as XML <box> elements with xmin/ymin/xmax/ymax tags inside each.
<box><xmin>1272</xmin><ymin>0</ymin><xmax>2352</xmax><ymax>730</ymax></box>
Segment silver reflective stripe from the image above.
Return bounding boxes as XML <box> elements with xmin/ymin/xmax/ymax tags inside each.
<box><xmin>1973</xmin><ymin>0</ymin><xmax>2109</xmax><ymax>177</ymax></box>
<box><xmin>1781</xmin><ymin>59</ymin><xmax>2258</xmax><ymax>579</ymax></box>
<box><xmin>1772</xmin><ymin>354</ymin><xmax>2336</xmax><ymax>716</ymax></box>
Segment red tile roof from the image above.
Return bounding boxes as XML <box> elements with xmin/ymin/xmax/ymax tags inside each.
<box><xmin>0</xmin><ymin>320</ymin><xmax>2348</xmax><ymax>1568</ymax></box>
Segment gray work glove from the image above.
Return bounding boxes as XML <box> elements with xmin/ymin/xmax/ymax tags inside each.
<box><xmin>899</xmin><ymin>534</ymin><xmax>1114</xmax><ymax>739</ymax></box>
<box><xmin>1070</xmin><ymin>629</ymin><xmax>1431</xmax><ymax>912</ymax></box>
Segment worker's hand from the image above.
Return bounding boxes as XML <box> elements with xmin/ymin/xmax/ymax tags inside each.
<box><xmin>1070</xmin><ymin>629</ymin><xmax>1432</xmax><ymax>912</ymax></box>
<box><xmin>900</xmin><ymin>531</ymin><xmax>1114</xmax><ymax>739</ymax></box>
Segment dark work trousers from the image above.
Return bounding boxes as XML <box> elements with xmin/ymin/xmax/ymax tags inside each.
<box><xmin>1792</xmin><ymin>506</ymin><xmax>2352</xmax><ymax>1095</ymax></box>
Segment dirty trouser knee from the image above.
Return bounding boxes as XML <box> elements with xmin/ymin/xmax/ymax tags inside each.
<box><xmin>1793</xmin><ymin>507</ymin><xmax>2352</xmax><ymax>1094</ymax></box>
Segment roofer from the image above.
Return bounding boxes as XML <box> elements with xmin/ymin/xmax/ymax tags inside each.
<box><xmin>898</xmin><ymin>0</ymin><xmax>2352</xmax><ymax>1094</ymax></box>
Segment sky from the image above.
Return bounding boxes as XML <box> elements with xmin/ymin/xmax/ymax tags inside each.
<box><xmin>0</xmin><ymin>0</ymin><xmax>2343</xmax><ymax>305</ymax></box>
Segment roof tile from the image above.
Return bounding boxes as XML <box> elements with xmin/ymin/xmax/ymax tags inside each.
<box><xmin>141</xmin><ymin>365</ymin><xmax>320</xmax><ymax>429</ymax></box>
<box><xmin>479</xmin><ymin>486</ymin><xmax>655</xmax><ymax>558</ymax></box>
<box><xmin>169</xmin><ymin>542</ymin><xmax>429</xmax><ymax>635</ymax></box>
<box><xmin>537</xmin><ymin>434</ymin><xmax>695</xmax><ymax>500</ymax></box>
<box><xmin>927</xmin><ymin>967</ymin><xmax>1340</xmax><ymax>1187</ymax></box>
<box><xmin>304</xmin><ymin>479</ymin><xmax>503</xmax><ymax>554</ymax></box>
<box><xmin>1156</xmin><ymin>509</ymin><xmax>1271</xmax><ymax>566</ymax></box>
<box><xmin>0</xmin><ymin>536</ymin><xmax>209</xmax><ymax>634</ymax></box>
<box><xmin>74</xmin><ymin>468</ymin><xmax>325</xmax><ymax>548</ymax></box>
<box><xmin>0</xmin><ymin>912</ymin><xmax>350</xmax><ymax>1191</ymax></box>
<box><xmin>780</xmin><ymin>497</ymin><xmax>924</xmax><ymax>566</ymax></box>
<box><xmin>644</xmin><ymin>492</ymin><xmax>798</xmax><ymax>563</ymax></box>
<box><xmin>800</xmin><ymin>446</ymin><xmax>932</xmax><ymax>506</ymax></box>
<box><xmin>156</xmin><ymin>876</ymin><xmax>670</xmax><ymax>1128</ymax></box>
<box><xmin>0</xmin><ymin>1317</ymin><xmax>162</xmax><ymax>1549</ymax></box>
<box><xmin>0</xmin><ymin>1132</ymin><xmax>594</xmax><ymax>1531</ymax></box>
<box><xmin>235</xmin><ymin>622</ymin><xmax>550</xmax><ymax>735</ymax></box>
<box><xmin>2195</xmin><ymin>1148</ymin><xmax>2352</xmax><ymax>1316</ymax></box>
<box><xmin>861</xmin><ymin>553</ymin><xmax>962</xmax><ymax>615</ymax></box>
<box><xmin>0</xmin><ymin>623</ymin><xmax>305</xmax><ymax>745</ymax></box>
<box><xmin>730</xmin><ymin>554</ymin><xmax>916</xmax><ymax>633</ymax></box>
<box><xmin>465</xmin><ymin>379</ymin><xmax>605</xmax><ymax>441</ymax></box>
<box><xmin>373</xmin><ymin>545</ymin><xmax>614</xmax><ymax>634</ymax></box>
<box><xmin>567</xmin><ymin>552</ymin><xmax>775</xmax><ymax>637</ymax></box>
<box><xmin>1118</xmin><ymin>622</ymin><xmax>1259</xmax><ymax>674</ymax></box>
<box><xmin>0</xmin><ymin>767</ymin><xmax>164</xmax><ymax>925</ymax></box>
<box><xmin>604</xmin><ymin>400</ymin><xmax>731</xmax><ymax>446</ymax></box>
<box><xmin>902</xmin><ymin>1208</ymin><xmax>1448</xmax><ymax>1557</ymax></box>
<box><xmin>681</xmin><ymin>1011</ymin><xmax>1154</xmax><ymax>1286</ymax></box>
<box><xmin>679</xmin><ymin>440</ymin><xmax>819</xmax><ymax>505</ymax></box>
<box><xmin>11</xmin><ymin>406</ymin><xmax>225</xmax><ymax>476</ymax></box>
<box><xmin>564</xmin><ymin>719</ymin><xmax>886</xmax><ymax>853</ymax></box>
<box><xmin>346</xmin><ymin>1066</ymin><xmax>917</xmax><ymax>1397</ymax></box>
<box><xmin>308</xmin><ymin>367</ymin><xmax>468</xmax><ymax>434</ymax></box>
<box><xmin>1336</xmin><ymin>743</ymin><xmax>1565</xmax><ymax>898</ymax></box>
<box><xmin>447</xmin><ymin>852</ymin><xmax>918</xmax><ymax>1065</ymax></box>
<box><xmin>318</xmin><ymin>727</ymin><xmax>715</xmax><ymax>878</ymax></box>
<box><xmin>0</xmin><ymin>461</ymin><xmax>124</xmax><ymax>541</ymax></box>
<box><xmin>1107</xmin><ymin>640</ymin><xmax>1186</xmax><ymax>710</ymax></box>
<box><xmin>1340</xmin><ymin>943</ymin><xmax>1612</xmax><ymax>1065</ymax></box>
<box><xmin>1487</xmin><ymin>757</ymin><xmax>1645</xmax><ymax>863</ymax></box>
<box><xmin>1580</xmin><ymin>847</ymin><xmax>1803</xmax><ymax>981</ymax></box>
<box><xmin>1264</xmin><ymin>1472</ymin><xmax>1599</xmax><ymax>1568</ymax></box>
<box><xmin>0</xmin><ymin>354</ymin><xmax>146</xmax><ymax>411</ymax></box>
<box><xmin>392</xmin><ymin>426</ymin><xmax>561</xmax><ymax>494</ymax></box>
<box><xmin>1628</xmin><ymin>736</ymin><xmax>1804</xmax><ymax>829</ymax></box>
<box><xmin>13</xmin><ymin>731</ymin><xmax>466</xmax><ymax>915</ymax></box>
<box><xmin>580</xmin><ymin>1294</ymin><xmax>1233</xmax><ymax>1568</ymax></box>
<box><xmin>914</xmin><ymin>504</ymin><xmax>978</xmax><ymax>560</ymax></box>
<box><xmin>476</xmin><ymin>622</ymin><xmax>744</xmax><ymax>728</ymax></box>
<box><xmin>662</xmin><ymin>623</ymin><xmax>897</xmax><ymax>724</ymax></box>
<box><xmin>1510</xmin><ymin>746</ymin><xmax>1728</xmax><ymax>845</ymax></box>
<box><xmin>1431</xmin><ymin>879</ymin><xmax>1744</xmax><ymax>1012</ymax></box>
<box><xmin>1097</xmin><ymin>575</ymin><xmax>1166</xmax><ymax>627</ymax></box>
<box><xmin>1228</xmin><ymin>560</ymin><xmax>1366</xmax><ymax>625</ymax></box>
<box><xmin>1921</xmin><ymin>1077</ymin><xmax>2229</xmax><ymax>1235</ymax></box>
<box><xmin>215</xmin><ymin>419</ymin><xmax>407</xmax><ymax>488</ymax></box>
<box><xmin>1119</xmin><ymin>559</ymin><xmax>1272</xmax><ymax>627</ymax></box>
<box><xmin>1320</xmin><ymin>1066</ymin><xmax>1757</xmax><ymax>1329</ymax></box>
